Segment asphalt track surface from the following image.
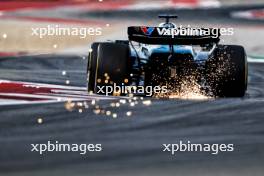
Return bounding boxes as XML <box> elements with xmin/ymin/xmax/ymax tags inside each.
<box><xmin>1</xmin><ymin>56</ymin><xmax>264</xmax><ymax>176</ymax></box>
<box><xmin>1</xmin><ymin>5</ymin><xmax>264</xmax><ymax>176</ymax></box>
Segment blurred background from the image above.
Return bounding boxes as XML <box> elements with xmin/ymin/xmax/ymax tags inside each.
<box><xmin>0</xmin><ymin>0</ymin><xmax>264</xmax><ymax>56</ymax></box>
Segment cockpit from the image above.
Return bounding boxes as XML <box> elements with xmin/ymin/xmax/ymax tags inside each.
<box><xmin>158</xmin><ymin>22</ymin><xmax>177</xmax><ymax>28</ymax></box>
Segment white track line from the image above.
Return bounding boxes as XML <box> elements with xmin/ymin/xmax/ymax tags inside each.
<box><xmin>0</xmin><ymin>79</ymin><xmax>86</xmax><ymax>90</ymax></box>
<box><xmin>248</xmin><ymin>56</ymin><xmax>264</xmax><ymax>63</ymax></box>
<box><xmin>231</xmin><ymin>9</ymin><xmax>264</xmax><ymax>20</ymax></box>
<box><xmin>198</xmin><ymin>0</ymin><xmax>220</xmax><ymax>8</ymax></box>
<box><xmin>0</xmin><ymin>99</ymin><xmax>61</xmax><ymax>106</ymax></box>
<box><xmin>120</xmin><ymin>0</ymin><xmax>220</xmax><ymax>10</ymax></box>
<box><xmin>0</xmin><ymin>79</ymin><xmax>118</xmax><ymax>106</ymax></box>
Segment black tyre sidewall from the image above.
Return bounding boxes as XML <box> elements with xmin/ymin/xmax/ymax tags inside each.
<box><xmin>95</xmin><ymin>43</ymin><xmax>130</xmax><ymax>95</ymax></box>
<box><xmin>87</xmin><ymin>42</ymin><xmax>100</xmax><ymax>92</ymax></box>
<box><xmin>206</xmin><ymin>45</ymin><xmax>248</xmax><ymax>97</ymax></box>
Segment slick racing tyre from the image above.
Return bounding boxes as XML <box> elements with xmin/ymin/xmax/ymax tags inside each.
<box><xmin>205</xmin><ymin>45</ymin><xmax>248</xmax><ymax>97</ymax></box>
<box><xmin>87</xmin><ymin>42</ymin><xmax>100</xmax><ymax>92</ymax></box>
<box><xmin>87</xmin><ymin>42</ymin><xmax>130</xmax><ymax>95</ymax></box>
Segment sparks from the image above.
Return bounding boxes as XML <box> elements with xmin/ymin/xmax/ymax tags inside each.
<box><xmin>126</xmin><ymin>111</ymin><xmax>132</xmax><ymax>116</ymax></box>
<box><xmin>62</xmin><ymin>70</ymin><xmax>67</xmax><ymax>76</ymax></box>
<box><xmin>65</xmin><ymin>80</ymin><xmax>70</xmax><ymax>85</ymax></box>
<box><xmin>37</xmin><ymin>118</ymin><xmax>43</xmax><ymax>124</ymax></box>
<box><xmin>143</xmin><ymin>100</ymin><xmax>152</xmax><ymax>106</ymax></box>
<box><xmin>112</xmin><ymin>113</ymin><xmax>117</xmax><ymax>118</ymax></box>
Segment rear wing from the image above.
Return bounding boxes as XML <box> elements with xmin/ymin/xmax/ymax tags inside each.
<box><xmin>128</xmin><ymin>26</ymin><xmax>220</xmax><ymax>45</ymax></box>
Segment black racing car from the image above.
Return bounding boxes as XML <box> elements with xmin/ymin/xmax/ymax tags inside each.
<box><xmin>87</xmin><ymin>15</ymin><xmax>248</xmax><ymax>97</ymax></box>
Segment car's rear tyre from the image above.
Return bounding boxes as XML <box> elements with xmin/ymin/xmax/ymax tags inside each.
<box><xmin>87</xmin><ymin>42</ymin><xmax>130</xmax><ymax>95</ymax></box>
<box><xmin>205</xmin><ymin>45</ymin><xmax>248</xmax><ymax>97</ymax></box>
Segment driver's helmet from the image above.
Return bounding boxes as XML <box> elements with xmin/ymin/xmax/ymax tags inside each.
<box><xmin>159</xmin><ymin>22</ymin><xmax>176</xmax><ymax>28</ymax></box>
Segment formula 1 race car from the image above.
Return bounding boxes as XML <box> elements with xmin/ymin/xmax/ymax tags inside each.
<box><xmin>87</xmin><ymin>15</ymin><xmax>248</xmax><ymax>97</ymax></box>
